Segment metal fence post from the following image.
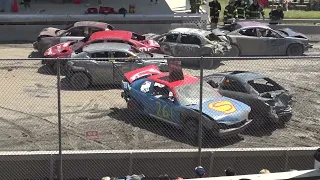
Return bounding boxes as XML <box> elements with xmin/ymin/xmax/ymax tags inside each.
<box><xmin>56</xmin><ymin>59</ymin><xmax>63</xmax><ymax>180</ymax></box>
<box><xmin>197</xmin><ymin>56</ymin><xmax>204</xmax><ymax>166</ymax></box>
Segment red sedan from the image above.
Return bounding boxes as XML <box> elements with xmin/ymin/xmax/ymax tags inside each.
<box><xmin>44</xmin><ymin>30</ymin><xmax>162</xmax><ymax>59</ymax></box>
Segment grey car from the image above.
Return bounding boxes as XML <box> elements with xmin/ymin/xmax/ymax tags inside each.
<box><xmin>224</xmin><ymin>24</ymin><xmax>313</xmax><ymax>56</ymax></box>
<box><xmin>143</xmin><ymin>28</ymin><xmax>231</xmax><ymax>68</ymax></box>
<box><xmin>65</xmin><ymin>42</ymin><xmax>170</xmax><ymax>89</ymax></box>
<box><xmin>34</xmin><ymin>21</ymin><xmax>114</xmax><ymax>56</ymax></box>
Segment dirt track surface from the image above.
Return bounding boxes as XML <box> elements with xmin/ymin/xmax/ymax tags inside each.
<box><xmin>0</xmin><ymin>43</ymin><xmax>320</xmax><ymax>151</ymax></box>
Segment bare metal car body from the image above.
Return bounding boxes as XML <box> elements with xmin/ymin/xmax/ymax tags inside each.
<box><xmin>203</xmin><ymin>71</ymin><xmax>293</xmax><ymax>127</ymax></box>
<box><xmin>33</xmin><ymin>21</ymin><xmax>114</xmax><ymax>56</ymax></box>
<box><xmin>143</xmin><ymin>28</ymin><xmax>231</xmax><ymax>68</ymax></box>
<box><xmin>65</xmin><ymin>42</ymin><xmax>170</xmax><ymax>89</ymax></box>
<box><xmin>219</xmin><ymin>23</ymin><xmax>312</xmax><ymax>56</ymax></box>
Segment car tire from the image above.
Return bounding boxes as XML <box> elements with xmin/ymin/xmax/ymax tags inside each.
<box><xmin>286</xmin><ymin>44</ymin><xmax>304</xmax><ymax>56</ymax></box>
<box><xmin>226</xmin><ymin>44</ymin><xmax>240</xmax><ymax>57</ymax></box>
<box><xmin>181</xmin><ymin>113</ymin><xmax>199</xmax><ymax>146</ymax></box>
<box><xmin>52</xmin><ymin>60</ymin><xmax>66</xmax><ymax>74</ymax></box>
<box><xmin>69</xmin><ymin>72</ymin><xmax>91</xmax><ymax>89</ymax></box>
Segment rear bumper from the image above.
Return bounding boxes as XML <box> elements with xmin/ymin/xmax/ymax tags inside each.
<box><xmin>267</xmin><ymin>106</ymin><xmax>292</xmax><ymax>123</ymax></box>
<box><xmin>215</xmin><ymin>119</ymin><xmax>253</xmax><ymax>138</ymax></box>
<box><xmin>33</xmin><ymin>42</ymin><xmax>38</xmax><ymax>50</ymax></box>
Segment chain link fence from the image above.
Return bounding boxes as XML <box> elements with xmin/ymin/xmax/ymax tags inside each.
<box><xmin>0</xmin><ymin>56</ymin><xmax>319</xmax><ymax>179</ymax></box>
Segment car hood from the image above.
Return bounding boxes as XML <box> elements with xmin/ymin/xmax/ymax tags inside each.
<box><xmin>185</xmin><ymin>97</ymin><xmax>251</xmax><ymax>125</ymax></box>
<box><xmin>212</xmin><ymin>28</ymin><xmax>229</xmax><ymax>36</ymax></box>
<box><xmin>278</xmin><ymin>28</ymin><xmax>308</xmax><ymax>39</ymax></box>
<box><xmin>44</xmin><ymin>41</ymin><xmax>74</xmax><ymax>57</ymax></box>
<box><xmin>140</xmin><ymin>39</ymin><xmax>160</xmax><ymax>48</ymax></box>
<box><xmin>39</xmin><ymin>27</ymin><xmax>63</xmax><ymax>37</ymax></box>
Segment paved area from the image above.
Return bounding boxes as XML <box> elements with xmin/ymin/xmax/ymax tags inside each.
<box><xmin>0</xmin><ymin>0</ymin><xmax>204</xmax><ymax>15</ymax></box>
<box><xmin>0</xmin><ymin>43</ymin><xmax>319</xmax><ymax>151</ymax></box>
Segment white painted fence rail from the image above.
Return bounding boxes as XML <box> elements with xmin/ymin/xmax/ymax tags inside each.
<box><xmin>0</xmin><ymin>147</ymin><xmax>318</xmax><ymax>179</ymax></box>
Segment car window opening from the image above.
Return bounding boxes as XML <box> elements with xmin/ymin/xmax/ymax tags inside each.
<box><xmin>248</xmin><ymin>78</ymin><xmax>283</xmax><ymax>93</ymax></box>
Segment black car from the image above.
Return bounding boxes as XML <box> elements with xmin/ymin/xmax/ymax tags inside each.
<box><xmin>203</xmin><ymin>71</ymin><xmax>293</xmax><ymax>127</ymax></box>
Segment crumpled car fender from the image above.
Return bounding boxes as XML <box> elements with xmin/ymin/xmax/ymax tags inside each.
<box><xmin>201</xmin><ymin>41</ymin><xmax>232</xmax><ymax>57</ymax></box>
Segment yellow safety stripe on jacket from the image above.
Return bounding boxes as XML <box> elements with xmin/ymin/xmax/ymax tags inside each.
<box><xmin>108</xmin><ymin>59</ymin><xmax>115</xmax><ymax>62</ymax></box>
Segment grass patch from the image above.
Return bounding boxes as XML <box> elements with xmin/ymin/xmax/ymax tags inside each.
<box><xmin>203</xmin><ymin>0</ymin><xmax>320</xmax><ymax>20</ymax></box>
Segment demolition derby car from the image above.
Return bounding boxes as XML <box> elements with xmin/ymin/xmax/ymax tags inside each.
<box><xmin>143</xmin><ymin>28</ymin><xmax>231</xmax><ymax>68</ymax></box>
<box><xmin>203</xmin><ymin>71</ymin><xmax>293</xmax><ymax>127</ymax></box>
<box><xmin>33</xmin><ymin>21</ymin><xmax>114</xmax><ymax>56</ymax></box>
<box><xmin>213</xmin><ymin>21</ymin><xmax>312</xmax><ymax>56</ymax></box>
<box><xmin>64</xmin><ymin>42</ymin><xmax>170</xmax><ymax>89</ymax></box>
<box><xmin>121</xmin><ymin>64</ymin><xmax>252</xmax><ymax>143</ymax></box>
<box><xmin>44</xmin><ymin>30</ymin><xmax>161</xmax><ymax>60</ymax></box>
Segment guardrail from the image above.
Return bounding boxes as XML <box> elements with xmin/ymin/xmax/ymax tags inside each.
<box><xmin>0</xmin><ymin>147</ymin><xmax>318</xmax><ymax>179</ymax></box>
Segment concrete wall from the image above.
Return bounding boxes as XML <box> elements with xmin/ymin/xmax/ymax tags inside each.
<box><xmin>0</xmin><ymin>147</ymin><xmax>317</xmax><ymax>179</ymax></box>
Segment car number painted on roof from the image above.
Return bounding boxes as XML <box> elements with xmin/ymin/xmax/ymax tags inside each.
<box><xmin>208</xmin><ymin>101</ymin><xmax>236</xmax><ymax>114</ymax></box>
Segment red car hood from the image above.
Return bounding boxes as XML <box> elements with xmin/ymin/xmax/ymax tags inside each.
<box><xmin>44</xmin><ymin>41</ymin><xmax>73</xmax><ymax>57</ymax></box>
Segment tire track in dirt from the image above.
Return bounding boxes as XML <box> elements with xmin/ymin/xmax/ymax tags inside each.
<box><xmin>0</xmin><ymin>105</ymin><xmax>112</xmax><ymax>149</ymax></box>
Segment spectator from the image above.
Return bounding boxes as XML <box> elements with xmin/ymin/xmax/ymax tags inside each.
<box><xmin>269</xmin><ymin>5</ymin><xmax>284</xmax><ymax>20</ymax></box>
<box><xmin>0</xmin><ymin>0</ymin><xmax>6</xmax><ymax>12</ymax></box>
<box><xmin>236</xmin><ymin>0</ymin><xmax>247</xmax><ymax>19</ymax></box>
<box><xmin>195</xmin><ymin>166</ymin><xmax>206</xmax><ymax>178</ymax></box>
<box><xmin>209</xmin><ymin>0</ymin><xmax>221</xmax><ymax>28</ymax></box>
<box><xmin>150</xmin><ymin>0</ymin><xmax>158</xmax><ymax>4</ymax></box>
<box><xmin>189</xmin><ymin>0</ymin><xmax>201</xmax><ymax>13</ymax></box>
<box><xmin>246</xmin><ymin>0</ymin><xmax>265</xmax><ymax>19</ymax></box>
<box><xmin>223</xmin><ymin>0</ymin><xmax>238</xmax><ymax>24</ymax></box>
<box><xmin>225</xmin><ymin>167</ymin><xmax>236</xmax><ymax>176</ymax></box>
<box><xmin>23</xmin><ymin>0</ymin><xmax>31</xmax><ymax>10</ymax></box>
<box><xmin>259</xmin><ymin>169</ymin><xmax>270</xmax><ymax>174</ymax></box>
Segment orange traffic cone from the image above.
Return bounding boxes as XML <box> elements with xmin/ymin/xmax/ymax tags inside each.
<box><xmin>12</xmin><ymin>0</ymin><xmax>19</xmax><ymax>12</ymax></box>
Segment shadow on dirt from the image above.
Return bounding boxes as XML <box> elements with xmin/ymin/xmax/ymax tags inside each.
<box><xmin>60</xmin><ymin>78</ymin><xmax>122</xmax><ymax>91</ymax></box>
<box><xmin>28</xmin><ymin>51</ymin><xmax>42</xmax><ymax>58</ymax></box>
<box><xmin>241</xmin><ymin>121</ymin><xmax>285</xmax><ymax>137</ymax></box>
<box><xmin>37</xmin><ymin>65</ymin><xmax>68</xmax><ymax>76</ymax></box>
<box><xmin>182</xmin><ymin>61</ymin><xmax>225</xmax><ymax>70</ymax></box>
<box><xmin>107</xmin><ymin>107</ymin><xmax>244</xmax><ymax>148</ymax></box>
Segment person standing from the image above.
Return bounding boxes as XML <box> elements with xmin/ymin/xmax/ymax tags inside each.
<box><xmin>223</xmin><ymin>1</ymin><xmax>238</xmax><ymax>24</ymax></box>
<box><xmin>209</xmin><ymin>0</ymin><xmax>221</xmax><ymax>28</ymax></box>
<box><xmin>269</xmin><ymin>5</ymin><xmax>284</xmax><ymax>20</ymax></box>
<box><xmin>246</xmin><ymin>0</ymin><xmax>265</xmax><ymax>19</ymax></box>
<box><xmin>236</xmin><ymin>0</ymin><xmax>247</xmax><ymax>19</ymax></box>
<box><xmin>0</xmin><ymin>0</ymin><xmax>6</xmax><ymax>12</ymax></box>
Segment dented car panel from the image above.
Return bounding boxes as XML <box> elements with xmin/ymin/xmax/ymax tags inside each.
<box><xmin>203</xmin><ymin>71</ymin><xmax>293</xmax><ymax>125</ymax></box>
<box><xmin>143</xmin><ymin>28</ymin><xmax>231</xmax><ymax>61</ymax></box>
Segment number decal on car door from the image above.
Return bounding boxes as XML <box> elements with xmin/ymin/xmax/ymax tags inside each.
<box><xmin>155</xmin><ymin>101</ymin><xmax>177</xmax><ymax>120</ymax></box>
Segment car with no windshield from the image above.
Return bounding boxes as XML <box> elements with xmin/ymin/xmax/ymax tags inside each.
<box><xmin>34</xmin><ymin>21</ymin><xmax>114</xmax><ymax>56</ymax></box>
<box><xmin>143</xmin><ymin>28</ymin><xmax>231</xmax><ymax>68</ymax></box>
<box><xmin>65</xmin><ymin>42</ymin><xmax>170</xmax><ymax>89</ymax></box>
<box><xmin>203</xmin><ymin>71</ymin><xmax>293</xmax><ymax>127</ymax></box>
<box><xmin>218</xmin><ymin>22</ymin><xmax>313</xmax><ymax>56</ymax></box>
<box><xmin>121</xmin><ymin>65</ymin><xmax>252</xmax><ymax>144</ymax></box>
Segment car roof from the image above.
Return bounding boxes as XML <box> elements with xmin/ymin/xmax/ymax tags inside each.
<box><xmin>206</xmin><ymin>71</ymin><xmax>266</xmax><ymax>82</ymax></box>
<box><xmin>169</xmin><ymin>28</ymin><xmax>210</xmax><ymax>35</ymax></box>
<box><xmin>83</xmin><ymin>42</ymin><xmax>132</xmax><ymax>53</ymax></box>
<box><xmin>89</xmin><ymin>30</ymin><xmax>132</xmax><ymax>41</ymax></box>
<box><xmin>148</xmin><ymin>73</ymin><xmax>199</xmax><ymax>88</ymax></box>
<box><xmin>236</xmin><ymin>21</ymin><xmax>269</xmax><ymax>28</ymax></box>
<box><xmin>74</xmin><ymin>21</ymin><xmax>109</xmax><ymax>29</ymax></box>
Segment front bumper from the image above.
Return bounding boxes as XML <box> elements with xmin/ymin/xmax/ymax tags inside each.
<box><xmin>304</xmin><ymin>44</ymin><xmax>313</xmax><ymax>51</ymax></box>
<box><xmin>214</xmin><ymin>119</ymin><xmax>253</xmax><ymax>138</ymax></box>
<box><xmin>267</xmin><ymin>106</ymin><xmax>292</xmax><ymax>123</ymax></box>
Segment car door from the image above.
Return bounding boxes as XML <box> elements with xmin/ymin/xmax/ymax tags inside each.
<box><xmin>146</xmin><ymin>82</ymin><xmax>180</xmax><ymax>125</ymax></box>
<box><xmin>218</xmin><ymin>77</ymin><xmax>255</xmax><ymax>106</ymax></box>
<box><xmin>88</xmin><ymin>51</ymin><xmax>114</xmax><ymax>84</ymax></box>
<box><xmin>59</xmin><ymin>26</ymin><xmax>87</xmax><ymax>43</ymax></box>
<box><xmin>233</xmin><ymin>28</ymin><xmax>263</xmax><ymax>56</ymax></box>
<box><xmin>112</xmin><ymin>50</ymin><xmax>141</xmax><ymax>83</ymax></box>
<box><xmin>157</xmin><ymin>33</ymin><xmax>180</xmax><ymax>56</ymax></box>
<box><xmin>175</xmin><ymin>34</ymin><xmax>202</xmax><ymax>57</ymax></box>
<box><xmin>259</xmin><ymin>29</ymin><xmax>288</xmax><ymax>55</ymax></box>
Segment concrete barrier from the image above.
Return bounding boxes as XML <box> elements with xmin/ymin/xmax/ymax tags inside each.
<box><xmin>0</xmin><ymin>147</ymin><xmax>317</xmax><ymax>179</ymax></box>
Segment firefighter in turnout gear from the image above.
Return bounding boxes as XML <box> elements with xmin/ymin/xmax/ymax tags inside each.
<box><xmin>246</xmin><ymin>0</ymin><xmax>265</xmax><ymax>19</ymax></box>
<box><xmin>223</xmin><ymin>1</ymin><xmax>238</xmax><ymax>24</ymax></box>
<box><xmin>236</xmin><ymin>0</ymin><xmax>247</xmax><ymax>19</ymax></box>
<box><xmin>209</xmin><ymin>0</ymin><xmax>221</xmax><ymax>28</ymax></box>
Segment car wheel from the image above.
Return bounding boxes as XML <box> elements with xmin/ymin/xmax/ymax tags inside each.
<box><xmin>69</xmin><ymin>72</ymin><xmax>91</xmax><ymax>89</ymax></box>
<box><xmin>52</xmin><ymin>60</ymin><xmax>66</xmax><ymax>74</ymax></box>
<box><xmin>226</xmin><ymin>45</ymin><xmax>240</xmax><ymax>57</ymax></box>
<box><xmin>181</xmin><ymin>114</ymin><xmax>199</xmax><ymax>146</ymax></box>
<box><xmin>286</xmin><ymin>44</ymin><xmax>303</xmax><ymax>56</ymax></box>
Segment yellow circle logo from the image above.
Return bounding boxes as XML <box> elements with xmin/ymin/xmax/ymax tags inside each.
<box><xmin>208</xmin><ymin>101</ymin><xmax>237</xmax><ymax>114</ymax></box>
